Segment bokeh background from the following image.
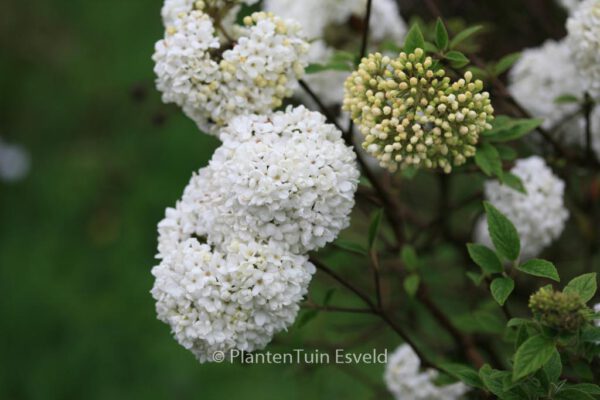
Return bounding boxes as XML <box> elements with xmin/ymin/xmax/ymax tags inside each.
<box><xmin>0</xmin><ymin>1</ymin><xmax>580</xmax><ymax>399</ymax></box>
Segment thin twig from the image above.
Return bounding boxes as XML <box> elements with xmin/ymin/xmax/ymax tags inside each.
<box><xmin>299</xmin><ymin>79</ymin><xmax>345</xmax><ymax>133</ymax></box>
<box><xmin>302</xmin><ymin>303</ymin><xmax>375</xmax><ymax>314</ymax></box>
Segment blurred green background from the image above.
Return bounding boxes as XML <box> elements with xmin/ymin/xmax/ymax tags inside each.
<box><xmin>0</xmin><ymin>0</ymin><xmax>583</xmax><ymax>399</ymax></box>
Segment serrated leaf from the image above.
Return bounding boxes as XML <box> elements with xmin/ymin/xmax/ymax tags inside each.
<box><xmin>475</xmin><ymin>142</ymin><xmax>503</xmax><ymax>177</ymax></box>
<box><xmin>467</xmin><ymin>243</ymin><xmax>503</xmax><ymax>274</ymax></box>
<box><xmin>494</xmin><ymin>52</ymin><xmax>521</xmax><ymax>76</ymax></box>
<box><xmin>435</xmin><ymin>18</ymin><xmax>449</xmax><ymax>51</ymax></box>
<box><xmin>450</xmin><ymin>25</ymin><xmax>484</xmax><ymax>49</ymax></box>
<box><xmin>334</xmin><ymin>240</ymin><xmax>368</xmax><ymax>256</ymax></box>
<box><xmin>564</xmin><ymin>273</ymin><xmax>597</xmax><ymax>303</ymax></box>
<box><xmin>368</xmin><ymin>209</ymin><xmax>383</xmax><ymax>250</ymax></box>
<box><xmin>445</xmin><ymin>50</ymin><xmax>470</xmax><ymax>68</ymax></box>
<box><xmin>512</xmin><ymin>335</ymin><xmax>555</xmax><ymax>381</ymax></box>
<box><xmin>401</xmin><ymin>245</ymin><xmax>419</xmax><ymax>271</ymax></box>
<box><xmin>404</xmin><ymin>24</ymin><xmax>425</xmax><ymax>53</ymax></box>
<box><xmin>543</xmin><ymin>349</ymin><xmax>562</xmax><ymax>383</ymax></box>
<box><xmin>484</xmin><ymin>202</ymin><xmax>521</xmax><ymax>261</ymax></box>
<box><xmin>491</xmin><ymin>277</ymin><xmax>514</xmax><ymax>306</ymax></box>
<box><xmin>500</xmin><ymin>172</ymin><xmax>527</xmax><ymax>194</ymax></box>
<box><xmin>517</xmin><ymin>259</ymin><xmax>560</xmax><ymax>282</ymax></box>
<box><xmin>439</xmin><ymin>363</ymin><xmax>485</xmax><ymax>389</ymax></box>
<box><xmin>404</xmin><ymin>274</ymin><xmax>420</xmax><ymax>297</ymax></box>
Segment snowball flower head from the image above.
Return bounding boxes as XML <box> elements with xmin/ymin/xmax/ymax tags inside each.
<box><xmin>508</xmin><ymin>39</ymin><xmax>600</xmax><ymax>156</ymax></box>
<box><xmin>206</xmin><ymin>106</ymin><xmax>360</xmax><ymax>253</ymax></box>
<box><xmin>508</xmin><ymin>39</ymin><xmax>586</xmax><ymax>130</ymax></box>
<box><xmin>385</xmin><ymin>344</ymin><xmax>468</xmax><ymax>400</ymax></box>
<box><xmin>567</xmin><ymin>0</ymin><xmax>600</xmax><ymax>97</ymax></box>
<box><xmin>344</xmin><ymin>49</ymin><xmax>494</xmax><ymax>173</ymax></box>
<box><xmin>475</xmin><ymin>156</ymin><xmax>569</xmax><ymax>260</ymax></box>
<box><xmin>153</xmin><ymin>10</ymin><xmax>309</xmax><ymax>133</ymax></box>
<box><xmin>152</xmin><ymin>238</ymin><xmax>315</xmax><ymax>363</ymax></box>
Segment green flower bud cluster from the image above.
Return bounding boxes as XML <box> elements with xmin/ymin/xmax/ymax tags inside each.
<box><xmin>343</xmin><ymin>49</ymin><xmax>494</xmax><ymax>173</ymax></box>
<box><xmin>529</xmin><ymin>287</ymin><xmax>589</xmax><ymax>333</ymax></box>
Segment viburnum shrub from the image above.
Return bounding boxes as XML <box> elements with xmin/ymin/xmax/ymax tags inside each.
<box><xmin>149</xmin><ymin>1</ymin><xmax>600</xmax><ymax>398</ymax></box>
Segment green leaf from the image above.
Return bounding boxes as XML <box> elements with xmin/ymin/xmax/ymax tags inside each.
<box><xmin>517</xmin><ymin>259</ymin><xmax>560</xmax><ymax>282</ymax></box>
<box><xmin>512</xmin><ymin>335</ymin><xmax>555</xmax><ymax>381</ymax></box>
<box><xmin>322</xmin><ymin>288</ymin><xmax>336</xmax><ymax>306</ymax></box>
<box><xmin>368</xmin><ymin>209</ymin><xmax>384</xmax><ymax>250</ymax></box>
<box><xmin>404</xmin><ymin>274</ymin><xmax>420</xmax><ymax>298</ymax></box>
<box><xmin>305</xmin><ymin>62</ymin><xmax>353</xmax><ymax>74</ymax></box>
<box><xmin>490</xmin><ymin>277</ymin><xmax>514</xmax><ymax>306</ymax></box>
<box><xmin>500</xmin><ymin>173</ymin><xmax>527</xmax><ymax>194</ymax></box>
<box><xmin>467</xmin><ymin>271</ymin><xmax>485</xmax><ymax>286</ymax></box>
<box><xmin>483</xmin><ymin>117</ymin><xmax>544</xmax><ymax>142</ymax></box>
<box><xmin>479</xmin><ymin>364</ymin><xmax>508</xmax><ymax>397</ymax></box>
<box><xmin>484</xmin><ymin>202</ymin><xmax>521</xmax><ymax>261</ymax></box>
<box><xmin>581</xmin><ymin>326</ymin><xmax>600</xmax><ymax>342</ymax></box>
<box><xmin>435</xmin><ymin>18</ymin><xmax>449</xmax><ymax>51</ymax></box>
<box><xmin>543</xmin><ymin>349</ymin><xmax>562</xmax><ymax>383</ymax></box>
<box><xmin>297</xmin><ymin>309</ymin><xmax>319</xmax><ymax>328</ymax></box>
<box><xmin>334</xmin><ymin>240</ymin><xmax>368</xmax><ymax>256</ymax></box>
<box><xmin>567</xmin><ymin>384</ymin><xmax>600</xmax><ymax>395</ymax></box>
<box><xmin>475</xmin><ymin>142</ymin><xmax>503</xmax><ymax>177</ymax></box>
<box><xmin>493</xmin><ymin>52</ymin><xmax>521</xmax><ymax>76</ymax></box>
<box><xmin>564</xmin><ymin>273</ymin><xmax>597</xmax><ymax>303</ymax></box>
<box><xmin>467</xmin><ymin>243</ymin><xmax>503</xmax><ymax>274</ymax></box>
<box><xmin>496</xmin><ymin>145</ymin><xmax>518</xmax><ymax>161</ymax></box>
<box><xmin>404</xmin><ymin>24</ymin><xmax>425</xmax><ymax>53</ymax></box>
<box><xmin>554</xmin><ymin>94</ymin><xmax>580</xmax><ymax>104</ymax></box>
<box><xmin>507</xmin><ymin>318</ymin><xmax>531</xmax><ymax>328</ymax></box>
<box><xmin>439</xmin><ymin>363</ymin><xmax>484</xmax><ymax>389</ymax></box>
<box><xmin>555</xmin><ymin>389</ymin><xmax>595</xmax><ymax>400</ymax></box>
<box><xmin>450</xmin><ymin>25</ymin><xmax>484</xmax><ymax>49</ymax></box>
<box><xmin>445</xmin><ymin>50</ymin><xmax>470</xmax><ymax>68</ymax></box>
<box><xmin>401</xmin><ymin>245</ymin><xmax>420</xmax><ymax>271</ymax></box>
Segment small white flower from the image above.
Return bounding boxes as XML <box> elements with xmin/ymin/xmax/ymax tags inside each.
<box><xmin>475</xmin><ymin>156</ymin><xmax>569</xmax><ymax>260</ymax></box>
<box><xmin>385</xmin><ymin>344</ymin><xmax>468</xmax><ymax>400</ymax></box>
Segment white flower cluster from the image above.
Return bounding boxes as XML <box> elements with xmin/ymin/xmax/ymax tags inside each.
<box><xmin>152</xmin><ymin>238</ymin><xmax>315</xmax><ymax>362</ymax></box>
<box><xmin>567</xmin><ymin>0</ymin><xmax>600</xmax><ymax>97</ymax></box>
<box><xmin>152</xmin><ymin>106</ymin><xmax>359</xmax><ymax>362</ymax></box>
<box><xmin>509</xmin><ymin>40</ymin><xmax>585</xmax><ymax>130</ymax></box>
<box><xmin>0</xmin><ymin>137</ymin><xmax>30</xmax><ymax>183</ymax></box>
<box><xmin>263</xmin><ymin>0</ymin><xmax>407</xmax><ymax>107</ymax></box>
<box><xmin>161</xmin><ymin>0</ymin><xmax>260</xmax><ymax>29</ymax></box>
<box><xmin>153</xmin><ymin>9</ymin><xmax>309</xmax><ymax>133</ymax></box>
<box><xmin>207</xmin><ymin>107</ymin><xmax>360</xmax><ymax>253</ymax></box>
<box><xmin>508</xmin><ymin>1</ymin><xmax>600</xmax><ymax>158</ymax></box>
<box><xmin>475</xmin><ymin>156</ymin><xmax>569</xmax><ymax>260</ymax></box>
<box><xmin>385</xmin><ymin>344</ymin><xmax>468</xmax><ymax>400</ymax></box>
